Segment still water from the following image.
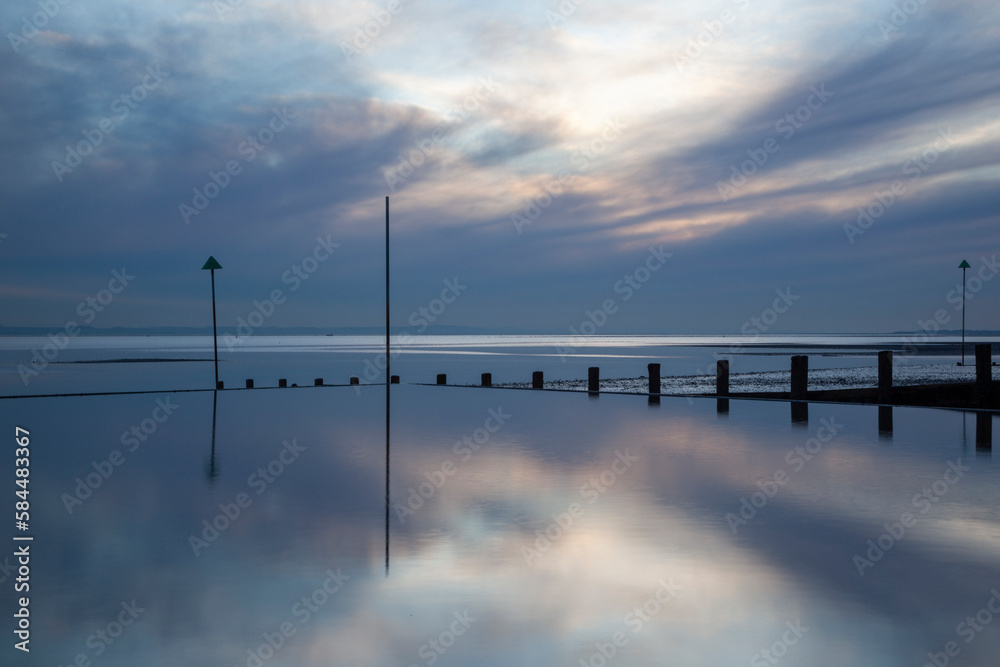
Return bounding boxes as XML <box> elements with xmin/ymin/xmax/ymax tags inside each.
<box><xmin>1</xmin><ymin>382</ymin><xmax>998</xmax><ymax>666</ymax></box>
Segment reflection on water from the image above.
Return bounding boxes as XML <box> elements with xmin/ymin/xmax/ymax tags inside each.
<box><xmin>1</xmin><ymin>387</ymin><xmax>998</xmax><ymax>666</ymax></box>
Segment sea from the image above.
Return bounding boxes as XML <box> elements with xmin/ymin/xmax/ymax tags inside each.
<box><xmin>1</xmin><ymin>334</ymin><xmax>998</xmax><ymax>666</ymax></box>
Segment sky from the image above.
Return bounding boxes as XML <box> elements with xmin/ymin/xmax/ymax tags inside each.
<box><xmin>1</xmin><ymin>0</ymin><xmax>998</xmax><ymax>334</ymax></box>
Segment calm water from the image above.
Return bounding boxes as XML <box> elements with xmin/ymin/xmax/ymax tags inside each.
<box><xmin>1</xmin><ymin>378</ymin><xmax>998</xmax><ymax>666</ymax></box>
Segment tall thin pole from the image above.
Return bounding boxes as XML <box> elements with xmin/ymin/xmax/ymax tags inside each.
<box><xmin>210</xmin><ymin>268</ymin><xmax>219</xmax><ymax>386</ymax></box>
<box><xmin>961</xmin><ymin>265</ymin><xmax>967</xmax><ymax>366</ymax></box>
<box><xmin>384</xmin><ymin>195</ymin><xmax>390</xmax><ymax>576</ymax></box>
<box><xmin>386</xmin><ymin>196</ymin><xmax>390</xmax><ymax>383</ymax></box>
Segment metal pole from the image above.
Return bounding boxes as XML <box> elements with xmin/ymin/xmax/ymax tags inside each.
<box><xmin>962</xmin><ymin>266</ymin><xmax>967</xmax><ymax>366</ymax></box>
<box><xmin>384</xmin><ymin>195</ymin><xmax>390</xmax><ymax>576</ymax></box>
<box><xmin>210</xmin><ymin>269</ymin><xmax>219</xmax><ymax>387</ymax></box>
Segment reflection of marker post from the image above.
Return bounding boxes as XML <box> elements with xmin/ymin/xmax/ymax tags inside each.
<box><xmin>959</xmin><ymin>260</ymin><xmax>970</xmax><ymax>366</ymax></box>
<box><xmin>202</xmin><ymin>256</ymin><xmax>223</xmax><ymax>387</ymax></box>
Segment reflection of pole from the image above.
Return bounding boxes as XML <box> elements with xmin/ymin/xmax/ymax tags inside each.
<box><xmin>206</xmin><ymin>389</ymin><xmax>219</xmax><ymax>483</ymax></box>
<box><xmin>211</xmin><ymin>268</ymin><xmax>219</xmax><ymax>386</ymax></box>
<box><xmin>385</xmin><ymin>196</ymin><xmax>390</xmax><ymax>577</ymax></box>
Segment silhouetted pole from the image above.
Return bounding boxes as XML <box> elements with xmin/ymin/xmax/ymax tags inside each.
<box><xmin>202</xmin><ymin>256</ymin><xmax>223</xmax><ymax>388</ymax></box>
<box><xmin>481</xmin><ymin>373</ymin><xmax>492</xmax><ymax>387</ymax></box>
<box><xmin>532</xmin><ymin>371</ymin><xmax>544</xmax><ymax>389</ymax></box>
<box><xmin>588</xmin><ymin>367</ymin><xmax>599</xmax><ymax>393</ymax></box>
<box><xmin>385</xmin><ymin>196</ymin><xmax>391</xmax><ymax>577</ymax></box>
<box><xmin>960</xmin><ymin>259</ymin><xmax>970</xmax><ymax>365</ymax></box>
<box><xmin>648</xmin><ymin>363</ymin><xmax>660</xmax><ymax>395</ymax></box>
<box><xmin>791</xmin><ymin>355</ymin><xmax>808</xmax><ymax>400</ymax></box>
<box><xmin>437</xmin><ymin>374</ymin><xmax>447</xmax><ymax>385</ymax></box>
<box><xmin>717</xmin><ymin>360</ymin><xmax>730</xmax><ymax>397</ymax></box>
<box><xmin>386</xmin><ymin>196</ymin><xmax>390</xmax><ymax>384</ymax></box>
<box><xmin>976</xmin><ymin>343</ymin><xmax>992</xmax><ymax>407</ymax></box>
<box><xmin>878</xmin><ymin>351</ymin><xmax>893</xmax><ymax>404</ymax></box>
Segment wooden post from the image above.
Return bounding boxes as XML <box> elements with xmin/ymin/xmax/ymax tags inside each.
<box><xmin>437</xmin><ymin>374</ymin><xmax>447</xmax><ymax>385</ymax></box>
<box><xmin>791</xmin><ymin>355</ymin><xmax>808</xmax><ymax>400</ymax></box>
<box><xmin>648</xmin><ymin>363</ymin><xmax>661</xmax><ymax>395</ymax></box>
<box><xmin>216</xmin><ymin>380</ymin><xmax>224</xmax><ymax>389</ymax></box>
<box><xmin>481</xmin><ymin>373</ymin><xmax>492</xmax><ymax>387</ymax></box>
<box><xmin>350</xmin><ymin>377</ymin><xmax>360</xmax><ymax>385</ymax></box>
<box><xmin>390</xmin><ymin>375</ymin><xmax>400</xmax><ymax>384</ymax></box>
<box><xmin>588</xmin><ymin>367</ymin><xmax>599</xmax><ymax>393</ymax></box>
<box><xmin>532</xmin><ymin>371</ymin><xmax>543</xmax><ymax>389</ymax></box>
<box><xmin>976</xmin><ymin>411</ymin><xmax>992</xmax><ymax>450</ymax></box>
<box><xmin>878</xmin><ymin>351</ymin><xmax>893</xmax><ymax>404</ymax></box>
<box><xmin>717</xmin><ymin>360</ymin><xmax>730</xmax><ymax>396</ymax></box>
<box><xmin>976</xmin><ymin>344</ymin><xmax>992</xmax><ymax>407</ymax></box>
<box><xmin>314</xmin><ymin>378</ymin><xmax>323</xmax><ymax>386</ymax></box>
<box><xmin>279</xmin><ymin>378</ymin><xmax>287</xmax><ymax>388</ymax></box>
<box><xmin>245</xmin><ymin>379</ymin><xmax>254</xmax><ymax>389</ymax></box>
<box><xmin>878</xmin><ymin>405</ymin><xmax>893</xmax><ymax>435</ymax></box>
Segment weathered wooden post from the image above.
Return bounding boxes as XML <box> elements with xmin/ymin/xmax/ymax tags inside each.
<box><xmin>791</xmin><ymin>355</ymin><xmax>808</xmax><ymax>400</ymax></box>
<box><xmin>532</xmin><ymin>371</ymin><xmax>544</xmax><ymax>389</ymax></box>
<box><xmin>350</xmin><ymin>377</ymin><xmax>360</xmax><ymax>385</ymax></box>
<box><xmin>588</xmin><ymin>367</ymin><xmax>599</xmax><ymax>393</ymax></box>
<box><xmin>976</xmin><ymin>411</ymin><xmax>992</xmax><ymax>450</ymax></box>
<box><xmin>217</xmin><ymin>380</ymin><xmax>224</xmax><ymax>389</ymax></box>
<box><xmin>437</xmin><ymin>374</ymin><xmax>447</xmax><ymax>385</ymax></box>
<box><xmin>314</xmin><ymin>378</ymin><xmax>323</xmax><ymax>386</ymax></box>
<box><xmin>279</xmin><ymin>378</ymin><xmax>287</xmax><ymax>388</ymax></box>
<box><xmin>481</xmin><ymin>373</ymin><xmax>492</xmax><ymax>387</ymax></box>
<box><xmin>245</xmin><ymin>379</ymin><xmax>254</xmax><ymax>389</ymax></box>
<box><xmin>648</xmin><ymin>363</ymin><xmax>661</xmax><ymax>395</ymax></box>
<box><xmin>390</xmin><ymin>375</ymin><xmax>400</xmax><ymax>384</ymax></box>
<box><xmin>717</xmin><ymin>360</ymin><xmax>730</xmax><ymax>397</ymax></box>
<box><xmin>878</xmin><ymin>351</ymin><xmax>893</xmax><ymax>404</ymax></box>
<box><xmin>878</xmin><ymin>405</ymin><xmax>893</xmax><ymax>435</ymax></box>
<box><xmin>976</xmin><ymin>344</ymin><xmax>992</xmax><ymax>407</ymax></box>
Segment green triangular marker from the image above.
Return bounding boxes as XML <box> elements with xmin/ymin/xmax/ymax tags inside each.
<box><xmin>958</xmin><ymin>260</ymin><xmax>971</xmax><ymax>269</ymax></box>
<box><xmin>202</xmin><ymin>256</ymin><xmax>222</xmax><ymax>270</ymax></box>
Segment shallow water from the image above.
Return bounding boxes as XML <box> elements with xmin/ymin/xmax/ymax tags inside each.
<box><xmin>1</xmin><ymin>382</ymin><xmax>998</xmax><ymax>666</ymax></box>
